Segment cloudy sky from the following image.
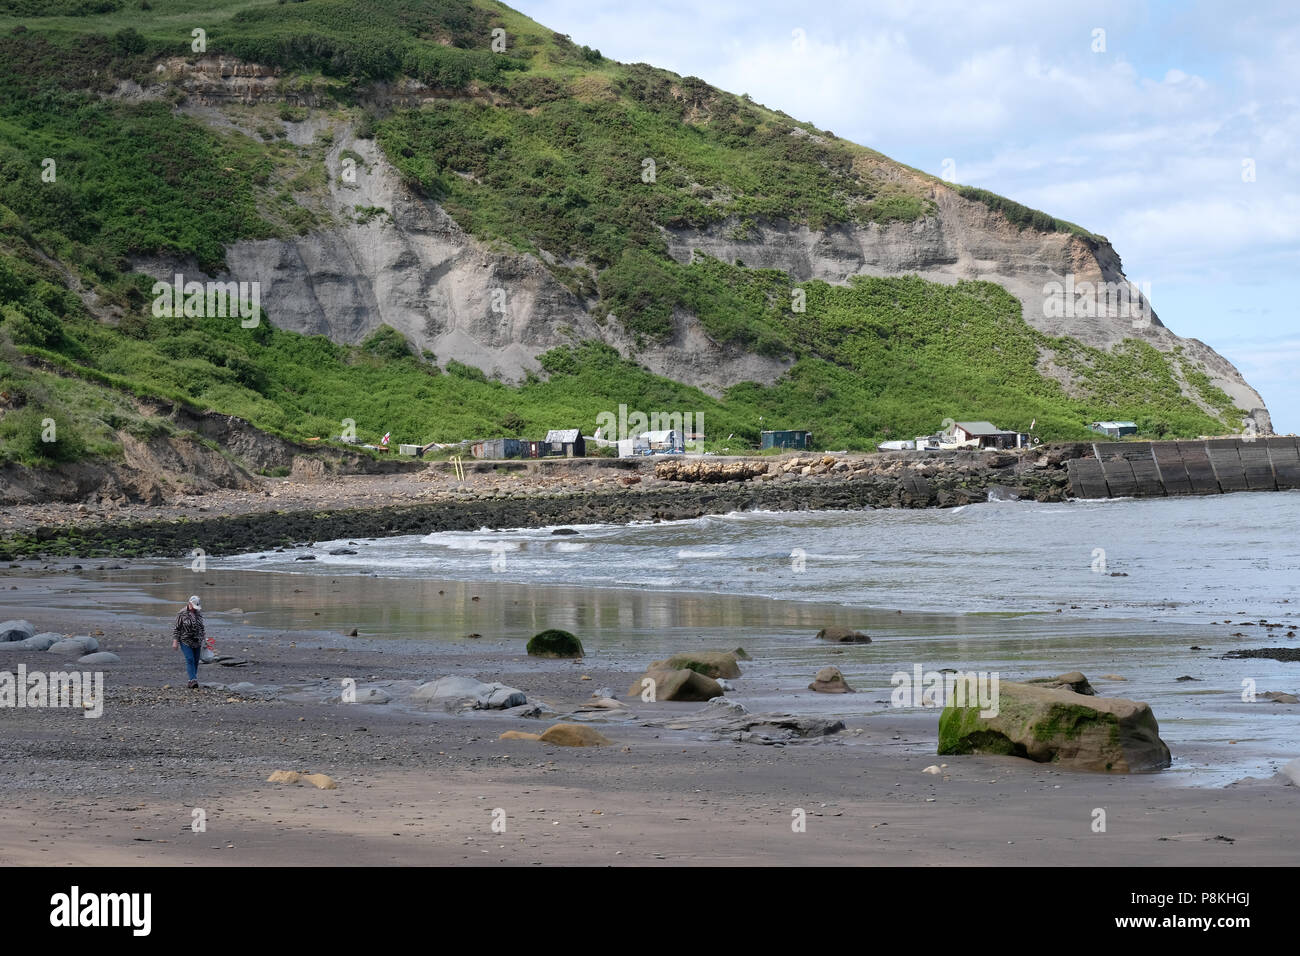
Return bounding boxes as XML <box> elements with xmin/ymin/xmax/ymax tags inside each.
<box><xmin>517</xmin><ymin>0</ymin><xmax>1300</xmax><ymax>432</ymax></box>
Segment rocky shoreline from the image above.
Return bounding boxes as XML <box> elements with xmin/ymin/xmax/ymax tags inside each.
<box><xmin>0</xmin><ymin>447</ymin><xmax>1079</xmax><ymax>559</ymax></box>
<box><xmin>1</xmin><ymin>564</ymin><xmax>1296</xmax><ymax>867</ymax></box>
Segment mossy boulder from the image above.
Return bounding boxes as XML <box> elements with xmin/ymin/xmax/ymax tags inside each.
<box><xmin>627</xmin><ymin>667</ymin><xmax>722</xmax><ymax>702</ymax></box>
<box><xmin>652</xmin><ymin>651</ymin><xmax>742</xmax><ymax>679</ymax></box>
<box><xmin>526</xmin><ymin>629</ymin><xmax>584</xmax><ymax>659</ymax></box>
<box><xmin>816</xmin><ymin>626</ymin><xmax>871</xmax><ymax>644</ymax></box>
<box><xmin>938</xmin><ymin>681</ymin><xmax>1171</xmax><ymax>772</ymax></box>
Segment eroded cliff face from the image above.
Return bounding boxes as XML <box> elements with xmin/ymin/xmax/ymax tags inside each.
<box><xmin>126</xmin><ymin>57</ymin><xmax>1268</xmax><ymax>430</ymax></box>
<box><xmin>132</xmin><ymin>100</ymin><xmax>793</xmax><ymax>391</ymax></box>
<box><xmin>663</xmin><ymin>190</ymin><xmax>1269</xmax><ymax>430</ymax></box>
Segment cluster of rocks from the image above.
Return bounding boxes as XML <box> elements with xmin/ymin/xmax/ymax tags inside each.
<box><xmin>0</xmin><ymin>620</ymin><xmax>119</xmax><ymax>665</ymax></box>
<box><xmin>774</xmin><ymin>455</ymin><xmax>851</xmax><ymax>477</ymax></box>
<box><xmin>266</xmin><ymin>770</ymin><xmax>338</xmax><ymax>790</ymax></box>
<box><xmin>642</xmin><ymin>698</ymin><xmax>845</xmax><ymax>745</ymax></box>
<box><xmin>654</xmin><ymin>460</ymin><xmax>770</xmax><ymax>483</ymax></box>
<box><xmin>0</xmin><ymin>448</ymin><xmax>1083</xmax><ymax>558</ymax></box>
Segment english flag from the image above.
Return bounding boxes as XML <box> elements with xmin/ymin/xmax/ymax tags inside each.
<box><xmin>381</xmin><ymin>432</ymin><xmax>391</xmax><ymax>446</ymax></box>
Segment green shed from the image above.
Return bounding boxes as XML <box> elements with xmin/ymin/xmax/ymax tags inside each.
<box><xmin>761</xmin><ymin>429</ymin><xmax>812</xmax><ymax>450</ymax></box>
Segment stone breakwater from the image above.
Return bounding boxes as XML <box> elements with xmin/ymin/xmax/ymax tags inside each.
<box><xmin>0</xmin><ymin>449</ymin><xmax>1076</xmax><ymax>559</ymax></box>
<box><xmin>1067</xmin><ymin>437</ymin><xmax>1300</xmax><ymax>498</ymax></box>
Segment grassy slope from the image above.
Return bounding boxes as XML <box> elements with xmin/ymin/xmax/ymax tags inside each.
<box><xmin>0</xmin><ymin>0</ymin><xmax>1240</xmax><ymax>469</ymax></box>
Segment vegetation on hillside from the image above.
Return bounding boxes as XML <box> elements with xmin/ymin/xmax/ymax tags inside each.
<box><xmin>379</xmin><ymin>69</ymin><xmax>932</xmax><ymax>342</ymax></box>
<box><xmin>955</xmin><ymin>186</ymin><xmax>1096</xmax><ymax>240</ymax></box>
<box><xmin>0</xmin><ymin>0</ymin><xmax>1243</xmax><ymax>472</ymax></box>
<box><xmin>0</xmin><ymin>239</ymin><xmax>1237</xmax><ymax>469</ymax></box>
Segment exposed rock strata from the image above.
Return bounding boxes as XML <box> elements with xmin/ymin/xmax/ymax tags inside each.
<box><xmin>117</xmin><ymin>60</ymin><xmax>1267</xmax><ymax>427</ymax></box>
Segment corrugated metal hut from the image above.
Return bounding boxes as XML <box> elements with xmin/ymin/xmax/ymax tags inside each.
<box><xmin>473</xmin><ymin>438</ymin><xmax>526</xmax><ymax>459</ymax></box>
<box><xmin>542</xmin><ymin>428</ymin><xmax>586</xmax><ymax>457</ymax></box>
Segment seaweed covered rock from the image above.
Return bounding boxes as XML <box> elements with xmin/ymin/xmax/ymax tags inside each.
<box><xmin>938</xmin><ymin>681</ymin><xmax>1171</xmax><ymax>772</ymax></box>
<box><xmin>652</xmin><ymin>651</ymin><xmax>742</xmax><ymax>679</ymax></box>
<box><xmin>526</xmin><ymin>629</ymin><xmax>584</xmax><ymax>659</ymax></box>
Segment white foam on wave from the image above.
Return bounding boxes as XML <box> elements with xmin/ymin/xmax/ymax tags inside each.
<box><xmin>551</xmin><ymin>542</ymin><xmax>590</xmax><ymax>553</ymax></box>
<box><xmin>422</xmin><ymin>536</ymin><xmax>523</xmax><ymax>552</ymax></box>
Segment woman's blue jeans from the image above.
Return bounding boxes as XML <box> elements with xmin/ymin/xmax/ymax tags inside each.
<box><xmin>180</xmin><ymin>642</ymin><xmax>201</xmax><ymax>681</ymax></box>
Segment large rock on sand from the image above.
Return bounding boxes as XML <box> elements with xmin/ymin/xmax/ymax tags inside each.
<box><xmin>413</xmin><ymin>675</ymin><xmax>486</xmax><ymax>702</ymax></box>
<box><xmin>412</xmin><ymin>675</ymin><xmax>525</xmax><ymax>709</ymax></box>
<box><xmin>1280</xmin><ymin>758</ymin><xmax>1300</xmax><ymax>787</ymax></box>
<box><xmin>266</xmin><ymin>770</ymin><xmax>338</xmax><ymax>789</ymax></box>
<box><xmin>538</xmin><ymin>724</ymin><xmax>611</xmax><ymax>747</ymax></box>
<box><xmin>1026</xmin><ymin>671</ymin><xmax>1097</xmax><ymax>696</ymax></box>
<box><xmin>0</xmin><ymin>636</ymin><xmax>54</xmax><ymax>651</ymax></box>
<box><xmin>526</xmin><ymin>629</ymin><xmax>584</xmax><ymax>659</ymax></box>
<box><xmin>48</xmin><ymin>636</ymin><xmax>98</xmax><ymax>655</ymax></box>
<box><xmin>474</xmin><ymin>684</ymin><xmax>527</xmax><ymax>709</ymax></box>
<box><xmin>628</xmin><ymin>667</ymin><xmax>722</xmax><ymax>702</ymax></box>
<box><xmin>77</xmin><ymin>652</ymin><xmax>121</xmax><ymax>665</ymax></box>
<box><xmin>0</xmin><ymin>620</ymin><xmax>35</xmax><ymax>643</ymax></box>
<box><xmin>938</xmin><ymin>681</ymin><xmax>1171</xmax><ymax>772</ymax></box>
<box><xmin>652</xmin><ymin>651</ymin><xmax>743</xmax><ymax>679</ymax></box>
<box><xmin>808</xmin><ymin>666</ymin><xmax>854</xmax><ymax>693</ymax></box>
<box><xmin>816</xmin><ymin>626</ymin><xmax>871</xmax><ymax>644</ymax></box>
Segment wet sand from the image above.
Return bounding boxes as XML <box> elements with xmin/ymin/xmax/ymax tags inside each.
<box><xmin>1</xmin><ymin>563</ymin><xmax>1298</xmax><ymax>866</ymax></box>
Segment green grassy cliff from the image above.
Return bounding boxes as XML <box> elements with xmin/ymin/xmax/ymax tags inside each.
<box><xmin>0</xmin><ymin>0</ymin><xmax>1245</xmax><ymax>473</ymax></box>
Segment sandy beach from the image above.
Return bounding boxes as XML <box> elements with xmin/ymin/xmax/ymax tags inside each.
<box><xmin>2</xmin><ymin>561</ymin><xmax>1297</xmax><ymax>867</ymax></box>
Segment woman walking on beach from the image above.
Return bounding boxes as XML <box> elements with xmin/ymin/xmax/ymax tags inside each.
<box><xmin>173</xmin><ymin>595</ymin><xmax>205</xmax><ymax>689</ymax></box>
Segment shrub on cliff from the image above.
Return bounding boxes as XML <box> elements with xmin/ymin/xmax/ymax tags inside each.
<box><xmin>0</xmin><ymin>405</ymin><xmax>87</xmax><ymax>466</ymax></box>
